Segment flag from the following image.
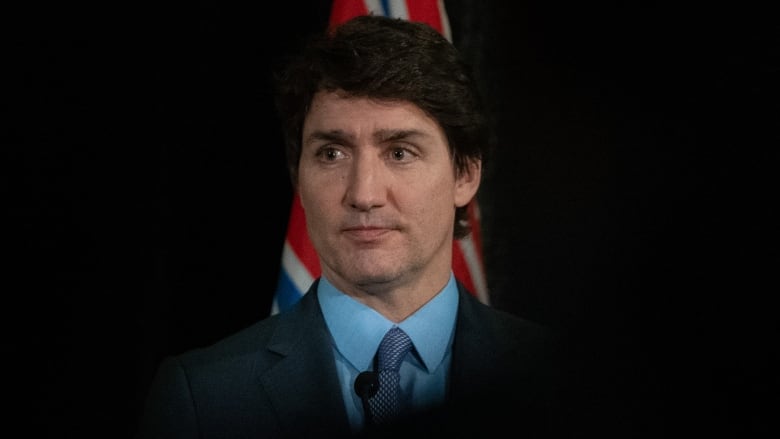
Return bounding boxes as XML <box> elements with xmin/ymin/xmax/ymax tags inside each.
<box><xmin>271</xmin><ymin>0</ymin><xmax>489</xmax><ymax>315</ymax></box>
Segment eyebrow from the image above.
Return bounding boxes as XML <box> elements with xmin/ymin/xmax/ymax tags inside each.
<box><xmin>374</xmin><ymin>129</ymin><xmax>429</xmax><ymax>143</ymax></box>
<box><xmin>304</xmin><ymin>129</ymin><xmax>429</xmax><ymax>146</ymax></box>
<box><xmin>304</xmin><ymin>130</ymin><xmax>353</xmax><ymax>146</ymax></box>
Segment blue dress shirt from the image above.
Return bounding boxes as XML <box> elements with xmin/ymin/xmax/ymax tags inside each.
<box><xmin>318</xmin><ymin>273</ymin><xmax>459</xmax><ymax>432</ymax></box>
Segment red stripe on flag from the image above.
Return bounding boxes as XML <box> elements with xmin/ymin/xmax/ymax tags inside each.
<box><xmin>285</xmin><ymin>192</ymin><xmax>321</xmax><ymax>277</ymax></box>
<box><xmin>404</xmin><ymin>0</ymin><xmax>444</xmax><ymax>34</ymax></box>
<box><xmin>328</xmin><ymin>0</ymin><xmax>369</xmax><ymax>28</ymax></box>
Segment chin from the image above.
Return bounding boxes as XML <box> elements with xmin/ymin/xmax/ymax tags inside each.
<box><xmin>347</xmin><ymin>268</ymin><xmax>401</xmax><ymax>287</ymax></box>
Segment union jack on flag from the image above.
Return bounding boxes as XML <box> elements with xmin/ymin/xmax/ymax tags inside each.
<box><xmin>271</xmin><ymin>0</ymin><xmax>489</xmax><ymax>315</ymax></box>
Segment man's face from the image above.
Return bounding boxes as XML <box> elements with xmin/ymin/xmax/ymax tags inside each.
<box><xmin>298</xmin><ymin>91</ymin><xmax>480</xmax><ymax>295</ymax></box>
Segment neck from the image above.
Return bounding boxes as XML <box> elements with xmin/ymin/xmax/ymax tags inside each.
<box><xmin>326</xmin><ymin>269</ymin><xmax>452</xmax><ymax>323</ymax></box>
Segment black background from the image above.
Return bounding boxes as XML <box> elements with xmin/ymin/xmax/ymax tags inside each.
<box><xmin>7</xmin><ymin>1</ymin><xmax>777</xmax><ymax>437</ymax></box>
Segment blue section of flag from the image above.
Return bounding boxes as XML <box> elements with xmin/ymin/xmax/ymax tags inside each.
<box><xmin>275</xmin><ymin>268</ymin><xmax>306</xmax><ymax>313</ymax></box>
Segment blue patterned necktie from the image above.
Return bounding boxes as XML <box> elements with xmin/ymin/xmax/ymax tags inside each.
<box><xmin>368</xmin><ymin>326</ymin><xmax>413</xmax><ymax>425</ymax></box>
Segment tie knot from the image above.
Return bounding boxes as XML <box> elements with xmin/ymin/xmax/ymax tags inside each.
<box><xmin>376</xmin><ymin>327</ymin><xmax>412</xmax><ymax>372</ymax></box>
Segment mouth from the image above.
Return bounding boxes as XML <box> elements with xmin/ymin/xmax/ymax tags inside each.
<box><xmin>341</xmin><ymin>226</ymin><xmax>394</xmax><ymax>243</ymax></box>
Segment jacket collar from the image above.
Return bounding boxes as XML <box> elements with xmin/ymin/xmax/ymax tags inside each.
<box><xmin>258</xmin><ymin>279</ymin><xmax>352</xmax><ymax>437</ymax></box>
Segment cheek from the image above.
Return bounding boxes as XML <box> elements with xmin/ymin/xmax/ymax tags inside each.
<box><xmin>404</xmin><ymin>176</ymin><xmax>456</xmax><ymax>220</ymax></box>
<box><xmin>298</xmin><ymin>173</ymin><xmax>344</xmax><ymax>215</ymax></box>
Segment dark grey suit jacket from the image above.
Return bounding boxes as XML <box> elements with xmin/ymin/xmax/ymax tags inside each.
<box><xmin>136</xmin><ymin>280</ymin><xmax>561</xmax><ymax>438</ymax></box>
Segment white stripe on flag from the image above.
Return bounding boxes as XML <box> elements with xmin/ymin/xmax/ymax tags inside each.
<box><xmin>281</xmin><ymin>240</ymin><xmax>316</xmax><ymax>297</ymax></box>
<box><xmin>363</xmin><ymin>0</ymin><xmax>384</xmax><ymax>16</ymax></box>
<box><xmin>387</xmin><ymin>0</ymin><xmax>410</xmax><ymax>19</ymax></box>
<box><xmin>362</xmin><ymin>0</ymin><xmax>410</xmax><ymax>19</ymax></box>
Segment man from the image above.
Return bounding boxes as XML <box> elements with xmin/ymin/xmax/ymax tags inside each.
<box><xmin>136</xmin><ymin>15</ymin><xmax>560</xmax><ymax>438</ymax></box>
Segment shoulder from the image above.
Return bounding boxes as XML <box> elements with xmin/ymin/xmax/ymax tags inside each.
<box><xmin>147</xmin><ymin>315</ymin><xmax>283</xmax><ymax>399</ymax></box>
<box><xmin>456</xmin><ymin>286</ymin><xmax>556</xmax><ymax>350</ymax></box>
<box><xmin>445</xmin><ymin>287</ymin><xmax>566</xmax><ymax>436</ymax></box>
<box><xmin>136</xmin><ymin>289</ymin><xmax>334</xmax><ymax>438</ymax></box>
<box><xmin>453</xmin><ymin>286</ymin><xmax>563</xmax><ymax>396</ymax></box>
<box><xmin>177</xmin><ymin>316</ymin><xmax>279</xmax><ymax>366</ymax></box>
<box><xmin>169</xmin><ymin>289</ymin><xmax>324</xmax><ymax>378</ymax></box>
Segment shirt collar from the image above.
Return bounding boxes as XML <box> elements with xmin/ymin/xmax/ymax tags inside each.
<box><xmin>318</xmin><ymin>273</ymin><xmax>459</xmax><ymax>373</ymax></box>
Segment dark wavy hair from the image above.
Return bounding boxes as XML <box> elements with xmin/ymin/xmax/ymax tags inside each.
<box><xmin>273</xmin><ymin>14</ymin><xmax>489</xmax><ymax>239</ymax></box>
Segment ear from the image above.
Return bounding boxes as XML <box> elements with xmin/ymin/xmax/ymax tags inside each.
<box><xmin>454</xmin><ymin>159</ymin><xmax>481</xmax><ymax>207</ymax></box>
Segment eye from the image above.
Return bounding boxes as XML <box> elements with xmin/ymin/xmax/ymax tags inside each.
<box><xmin>389</xmin><ymin>147</ymin><xmax>416</xmax><ymax>162</ymax></box>
<box><xmin>316</xmin><ymin>146</ymin><xmax>347</xmax><ymax>161</ymax></box>
<box><xmin>391</xmin><ymin>148</ymin><xmax>406</xmax><ymax>160</ymax></box>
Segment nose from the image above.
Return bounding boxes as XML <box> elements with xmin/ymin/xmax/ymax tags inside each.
<box><xmin>344</xmin><ymin>152</ymin><xmax>386</xmax><ymax>212</ymax></box>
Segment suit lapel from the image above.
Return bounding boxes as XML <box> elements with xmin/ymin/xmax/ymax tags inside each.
<box><xmin>257</xmin><ymin>281</ymin><xmax>352</xmax><ymax>437</ymax></box>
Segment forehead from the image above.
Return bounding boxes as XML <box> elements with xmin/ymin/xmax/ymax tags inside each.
<box><xmin>303</xmin><ymin>91</ymin><xmax>443</xmax><ymax>136</ymax></box>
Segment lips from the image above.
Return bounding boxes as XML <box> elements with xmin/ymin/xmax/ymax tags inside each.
<box><xmin>342</xmin><ymin>226</ymin><xmax>395</xmax><ymax>242</ymax></box>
